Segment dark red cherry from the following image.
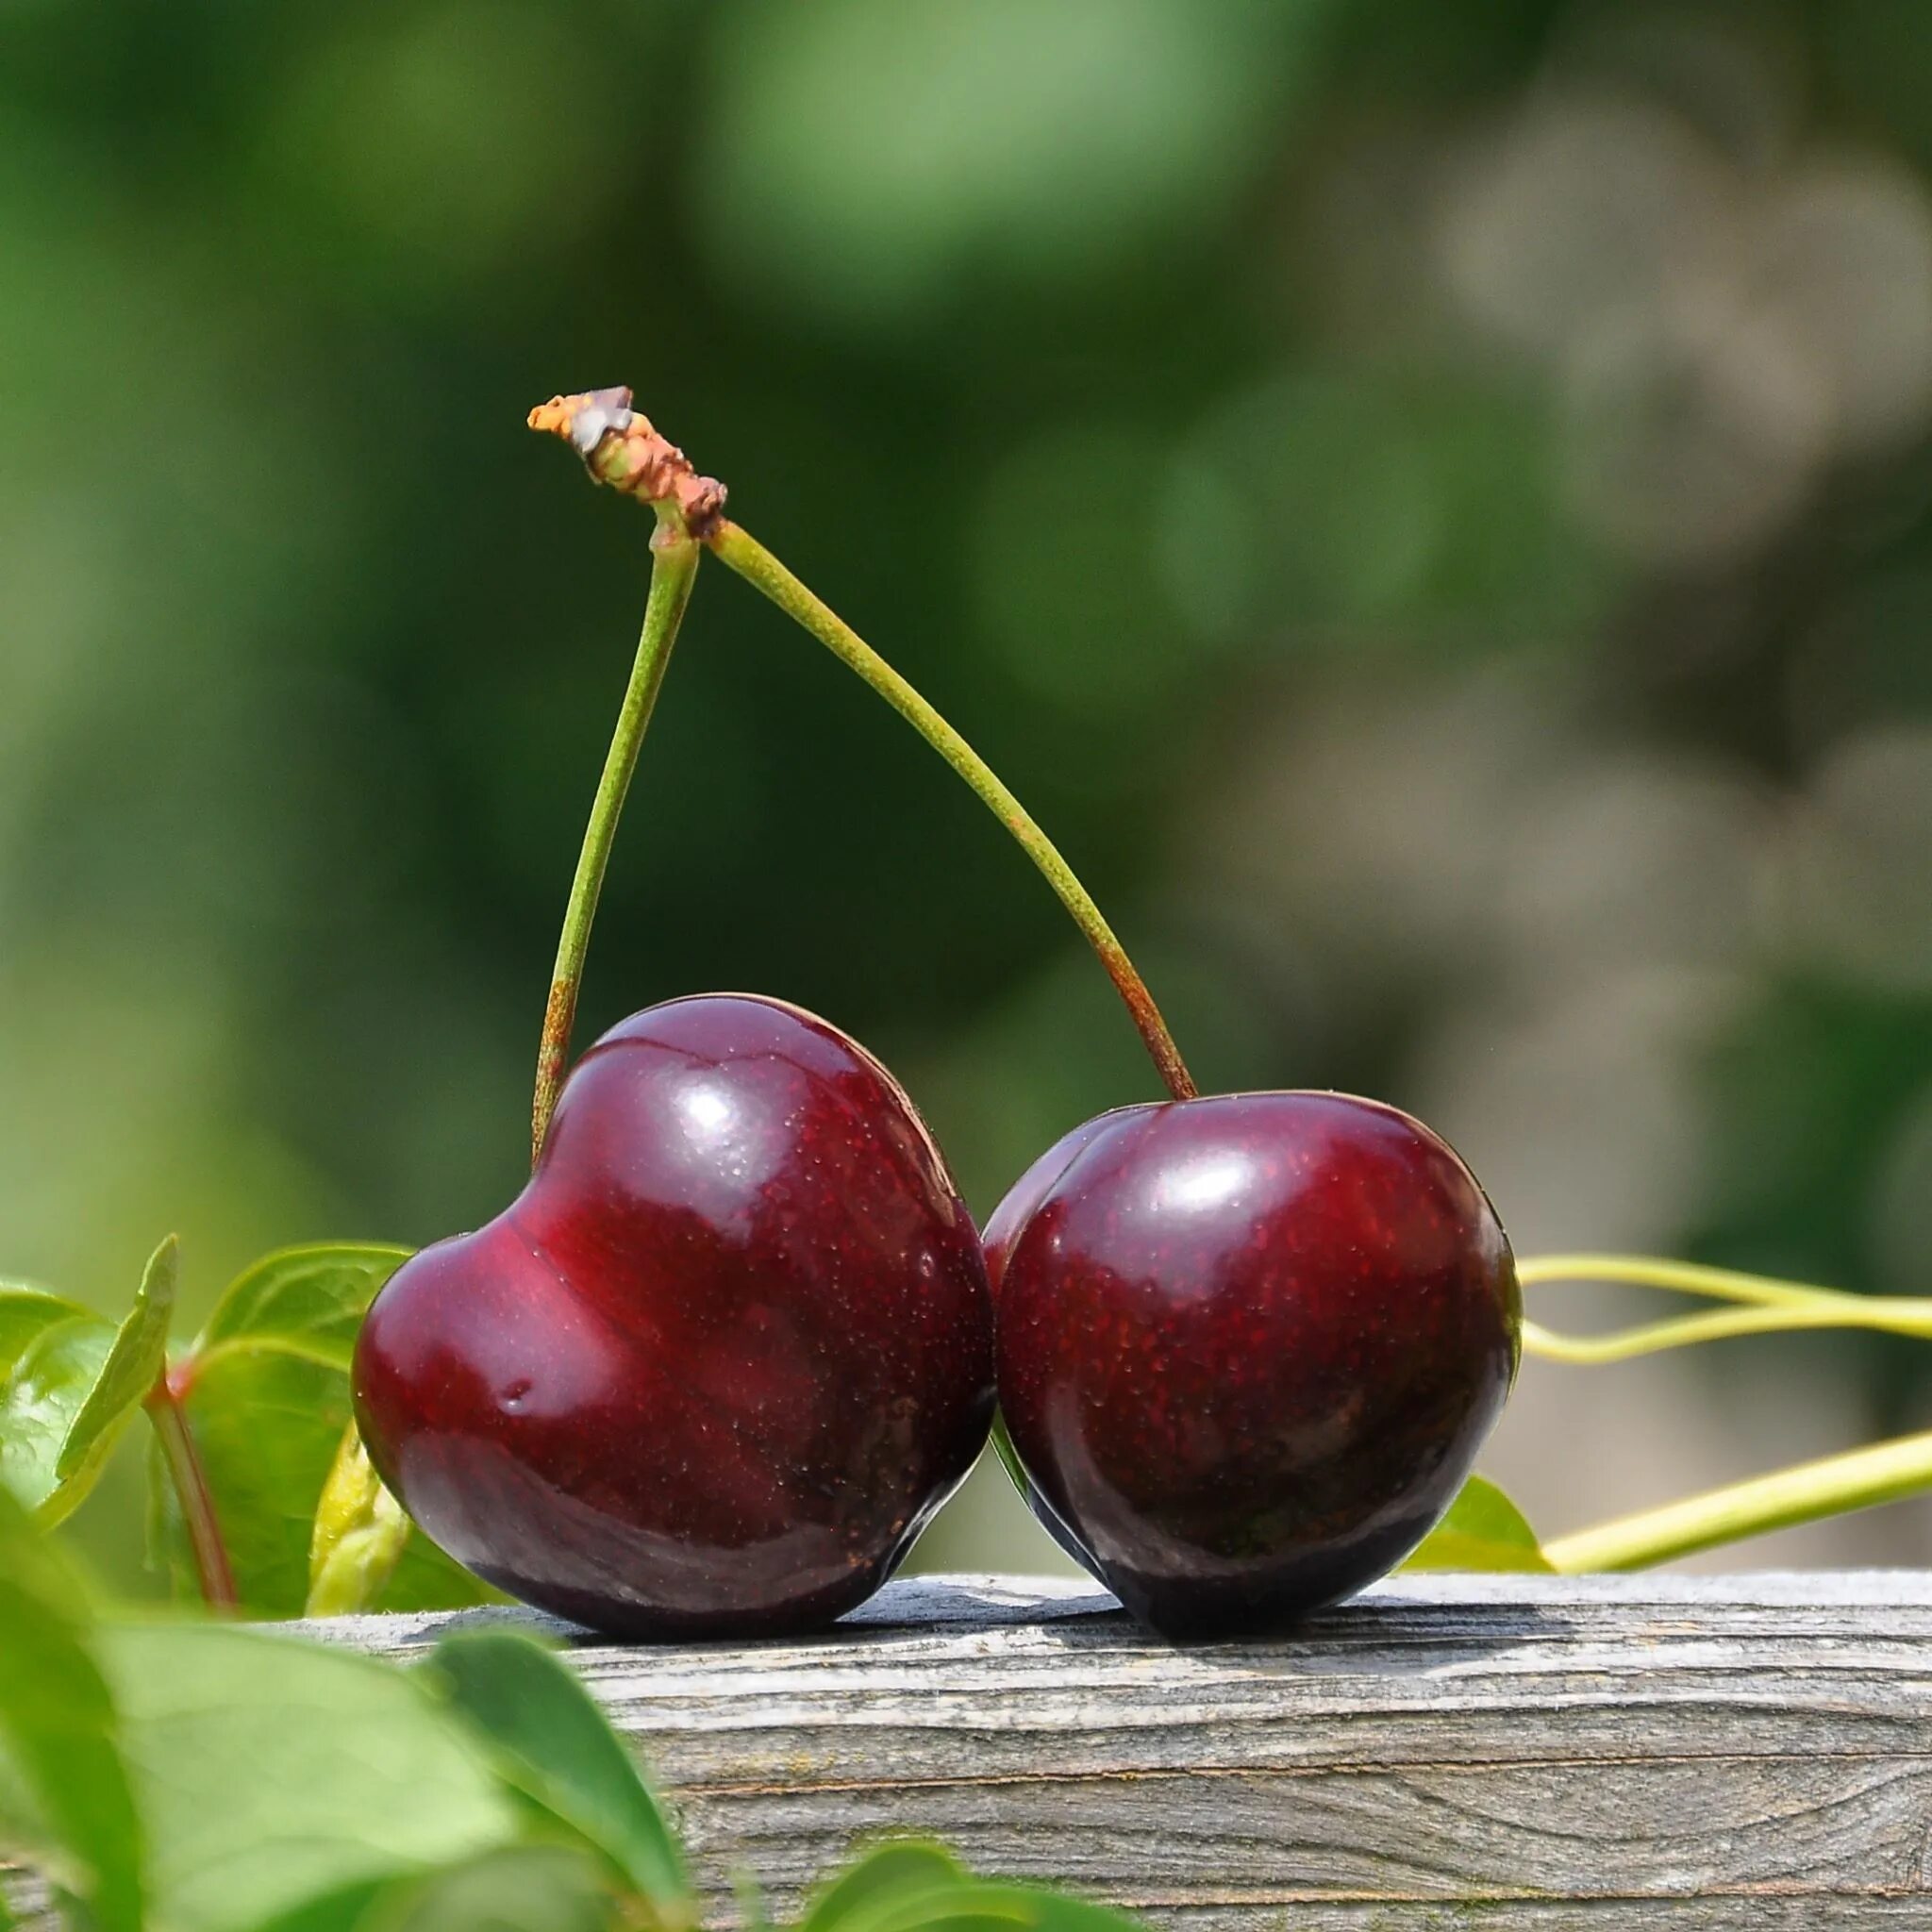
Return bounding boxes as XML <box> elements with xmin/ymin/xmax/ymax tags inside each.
<box><xmin>353</xmin><ymin>993</ymin><xmax>994</xmax><ymax>1640</ymax></box>
<box><xmin>991</xmin><ymin>1091</ymin><xmax>1519</xmax><ymax>1640</ymax></box>
<box><xmin>979</xmin><ymin>1103</ymin><xmax>1157</xmax><ymax>1568</ymax></box>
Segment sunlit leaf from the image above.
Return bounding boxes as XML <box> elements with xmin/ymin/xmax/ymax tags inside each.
<box><xmin>153</xmin><ymin>1344</ymin><xmax>495</xmax><ymax>1618</ymax></box>
<box><xmin>147</xmin><ymin>1242</ymin><xmax>489</xmax><ymax>1616</ymax></box>
<box><xmin>1402</xmin><ymin>1475</ymin><xmax>1552</xmax><ymax>1574</ymax></box>
<box><xmin>0</xmin><ymin>1285</ymin><xmax>92</xmax><ymax>1378</ymax></box>
<box><xmin>307</xmin><ymin>1424</ymin><xmax>411</xmax><ymax>1618</ymax></box>
<box><xmin>0</xmin><ymin>1238</ymin><xmax>177</xmax><ymax>1526</ymax></box>
<box><xmin>96</xmin><ymin>1622</ymin><xmax>522</xmax><ymax>1932</ymax></box>
<box><xmin>358</xmin><ymin>1845</ymin><xmax>615</xmax><ymax>1932</ymax></box>
<box><xmin>840</xmin><ymin>1882</ymin><xmax>1144</xmax><ymax>1930</ymax></box>
<box><xmin>197</xmin><ymin>1244</ymin><xmax>410</xmax><ymax>1375</ymax></box>
<box><xmin>426</xmin><ymin>1631</ymin><xmax>690</xmax><ymax>1917</ymax></box>
<box><xmin>0</xmin><ymin>1487</ymin><xmax>144</xmax><ymax>1932</ymax></box>
<box><xmin>802</xmin><ymin>1842</ymin><xmax>969</xmax><ymax>1931</ymax></box>
<box><xmin>0</xmin><ymin>1316</ymin><xmax>115</xmax><ymax>1521</ymax></box>
<box><xmin>246</xmin><ymin>1844</ymin><xmax>615</xmax><ymax>1932</ymax></box>
<box><xmin>57</xmin><ymin>1237</ymin><xmax>176</xmax><ymax>1485</ymax></box>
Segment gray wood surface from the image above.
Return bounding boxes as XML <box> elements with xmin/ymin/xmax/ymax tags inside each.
<box><xmin>298</xmin><ymin>1571</ymin><xmax>1932</xmax><ymax>1928</ymax></box>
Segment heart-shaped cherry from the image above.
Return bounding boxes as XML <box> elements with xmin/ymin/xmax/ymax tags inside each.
<box><xmin>353</xmin><ymin>993</ymin><xmax>994</xmax><ymax>1640</ymax></box>
<box><xmin>986</xmin><ymin>1092</ymin><xmax>1519</xmax><ymax>1640</ymax></box>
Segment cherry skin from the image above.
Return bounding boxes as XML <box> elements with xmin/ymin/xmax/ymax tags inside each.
<box><xmin>988</xmin><ymin>1092</ymin><xmax>1519</xmax><ymax>1640</ymax></box>
<box><xmin>353</xmin><ymin>993</ymin><xmax>994</xmax><ymax>1640</ymax></box>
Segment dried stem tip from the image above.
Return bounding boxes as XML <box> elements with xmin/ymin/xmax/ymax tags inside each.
<box><xmin>526</xmin><ymin>388</ymin><xmax>728</xmax><ymax>537</ymax></box>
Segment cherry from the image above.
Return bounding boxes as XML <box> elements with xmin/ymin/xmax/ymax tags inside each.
<box><xmin>353</xmin><ymin>993</ymin><xmax>994</xmax><ymax>1641</ymax></box>
<box><xmin>987</xmin><ymin>1092</ymin><xmax>1519</xmax><ymax>1640</ymax></box>
<box><xmin>508</xmin><ymin>397</ymin><xmax>1515</xmax><ymax>1642</ymax></box>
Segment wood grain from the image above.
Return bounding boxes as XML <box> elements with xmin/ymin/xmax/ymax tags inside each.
<box><xmin>9</xmin><ymin>1574</ymin><xmax>1926</xmax><ymax>1927</ymax></box>
<box><xmin>299</xmin><ymin>1572</ymin><xmax>1932</xmax><ymax>1927</ymax></box>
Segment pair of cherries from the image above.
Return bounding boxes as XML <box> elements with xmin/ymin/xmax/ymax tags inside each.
<box><xmin>354</xmin><ymin>992</ymin><xmax>1521</xmax><ymax>1641</ymax></box>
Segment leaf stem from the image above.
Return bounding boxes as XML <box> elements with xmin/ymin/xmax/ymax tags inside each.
<box><xmin>531</xmin><ymin>520</ymin><xmax>700</xmax><ymax>1162</ymax></box>
<box><xmin>144</xmin><ymin>1373</ymin><xmax>238</xmax><ymax>1610</ymax></box>
<box><xmin>1519</xmin><ymin>1253</ymin><xmax>1932</xmax><ymax>1363</ymax></box>
<box><xmin>1543</xmin><ymin>1430</ymin><xmax>1932</xmax><ymax>1572</ymax></box>
<box><xmin>1524</xmin><ymin>1298</ymin><xmax>1932</xmax><ymax>1365</ymax></box>
<box><xmin>705</xmin><ymin>520</ymin><xmax>1197</xmax><ymax>1103</ymax></box>
<box><xmin>1517</xmin><ymin>1253</ymin><xmax>1854</xmax><ymax>1309</ymax></box>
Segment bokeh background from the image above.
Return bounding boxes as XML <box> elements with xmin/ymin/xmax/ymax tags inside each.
<box><xmin>8</xmin><ymin>0</ymin><xmax>1932</xmax><ymax>1593</ymax></box>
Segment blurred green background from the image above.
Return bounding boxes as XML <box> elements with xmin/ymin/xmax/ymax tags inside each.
<box><xmin>7</xmin><ymin>0</ymin><xmax>1932</xmax><ymax>1593</ymax></box>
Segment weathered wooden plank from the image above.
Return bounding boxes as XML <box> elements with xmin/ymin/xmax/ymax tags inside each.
<box><xmin>299</xmin><ymin>1573</ymin><xmax>1932</xmax><ymax>1927</ymax></box>
<box><xmin>12</xmin><ymin>1576</ymin><xmax>1929</xmax><ymax>1927</ymax></box>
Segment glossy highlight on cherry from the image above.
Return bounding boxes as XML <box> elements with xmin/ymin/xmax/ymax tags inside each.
<box><xmin>989</xmin><ymin>1091</ymin><xmax>1521</xmax><ymax>1640</ymax></box>
<box><xmin>353</xmin><ymin>993</ymin><xmax>995</xmax><ymax>1640</ymax></box>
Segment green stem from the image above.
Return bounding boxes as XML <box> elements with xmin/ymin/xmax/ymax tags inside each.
<box><xmin>706</xmin><ymin>520</ymin><xmax>1196</xmax><ymax>1104</ymax></box>
<box><xmin>1544</xmin><ymin>1430</ymin><xmax>1932</xmax><ymax>1572</ymax></box>
<box><xmin>1524</xmin><ymin>1298</ymin><xmax>1932</xmax><ymax>1365</ymax></box>
<box><xmin>144</xmin><ymin>1376</ymin><xmax>238</xmax><ymax>1610</ymax></box>
<box><xmin>1519</xmin><ymin>1252</ymin><xmax>1932</xmax><ymax>1362</ymax></box>
<box><xmin>532</xmin><ymin>521</ymin><xmax>700</xmax><ymax>1162</ymax></box>
<box><xmin>1517</xmin><ymin>1253</ymin><xmax>1852</xmax><ymax>1310</ymax></box>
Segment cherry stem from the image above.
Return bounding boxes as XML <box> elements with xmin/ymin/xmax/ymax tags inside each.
<box><xmin>525</xmin><ymin>389</ymin><xmax>1196</xmax><ymax>1106</ymax></box>
<box><xmin>706</xmin><ymin>520</ymin><xmax>1197</xmax><ymax>1103</ymax></box>
<box><xmin>530</xmin><ymin>518</ymin><xmax>700</xmax><ymax>1163</ymax></box>
<box><xmin>144</xmin><ymin>1372</ymin><xmax>238</xmax><ymax>1611</ymax></box>
<box><xmin>1544</xmin><ymin>1429</ymin><xmax>1932</xmax><ymax>1573</ymax></box>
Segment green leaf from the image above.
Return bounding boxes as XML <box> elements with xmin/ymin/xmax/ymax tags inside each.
<box><xmin>307</xmin><ymin>1424</ymin><xmax>412</xmax><ymax>1618</ymax></box>
<box><xmin>859</xmin><ymin>1886</ymin><xmax>1144</xmax><ymax>1930</ymax></box>
<box><xmin>802</xmin><ymin>1842</ymin><xmax>969</xmax><ymax>1932</ymax></box>
<box><xmin>153</xmin><ymin>1240</ymin><xmax>491</xmax><ymax>1613</ymax></box>
<box><xmin>242</xmin><ymin>1846</ymin><xmax>615</xmax><ymax>1932</ymax></box>
<box><xmin>197</xmin><ymin>1243</ymin><xmax>411</xmax><ymax>1375</ymax></box>
<box><xmin>154</xmin><ymin>1343</ymin><xmax>496</xmax><ymax>1616</ymax></box>
<box><xmin>0</xmin><ymin>1237</ymin><xmax>177</xmax><ymax>1526</ymax></box>
<box><xmin>96</xmin><ymin>1621</ymin><xmax>524</xmax><ymax>1932</ymax></box>
<box><xmin>0</xmin><ymin>1284</ymin><xmax>92</xmax><ymax>1378</ymax></box>
<box><xmin>989</xmin><ymin>1413</ymin><xmax>1028</xmax><ymax>1497</ymax></box>
<box><xmin>1402</xmin><ymin>1475</ymin><xmax>1553</xmax><ymax>1574</ymax></box>
<box><xmin>57</xmin><ymin>1236</ymin><xmax>176</xmax><ymax>1484</ymax></box>
<box><xmin>0</xmin><ymin>1315</ymin><xmax>116</xmax><ymax>1521</ymax></box>
<box><xmin>227</xmin><ymin>1876</ymin><xmax>391</xmax><ymax>1932</ymax></box>
<box><xmin>359</xmin><ymin>1845</ymin><xmax>615</xmax><ymax>1932</ymax></box>
<box><xmin>426</xmin><ymin>1631</ymin><xmax>691</xmax><ymax>1917</ymax></box>
<box><xmin>731</xmin><ymin>1869</ymin><xmax>773</xmax><ymax>1932</ymax></box>
<box><xmin>0</xmin><ymin>1487</ymin><xmax>145</xmax><ymax>1932</ymax></box>
<box><xmin>813</xmin><ymin>1874</ymin><xmax>1145</xmax><ymax>1932</ymax></box>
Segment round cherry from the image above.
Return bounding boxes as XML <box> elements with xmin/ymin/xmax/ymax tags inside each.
<box><xmin>988</xmin><ymin>1092</ymin><xmax>1519</xmax><ymax>1640</ymax></box>
<box><xmin>353</xmin><ymin>993</ymin><xmax>994</xmax><ymax>1640</ymax></box>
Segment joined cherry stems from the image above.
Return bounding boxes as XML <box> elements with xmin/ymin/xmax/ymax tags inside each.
<box><xmin>525</xmin><ymin>389</ymin><xmax>1196</xmax><ymax>1114</ymax></box>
